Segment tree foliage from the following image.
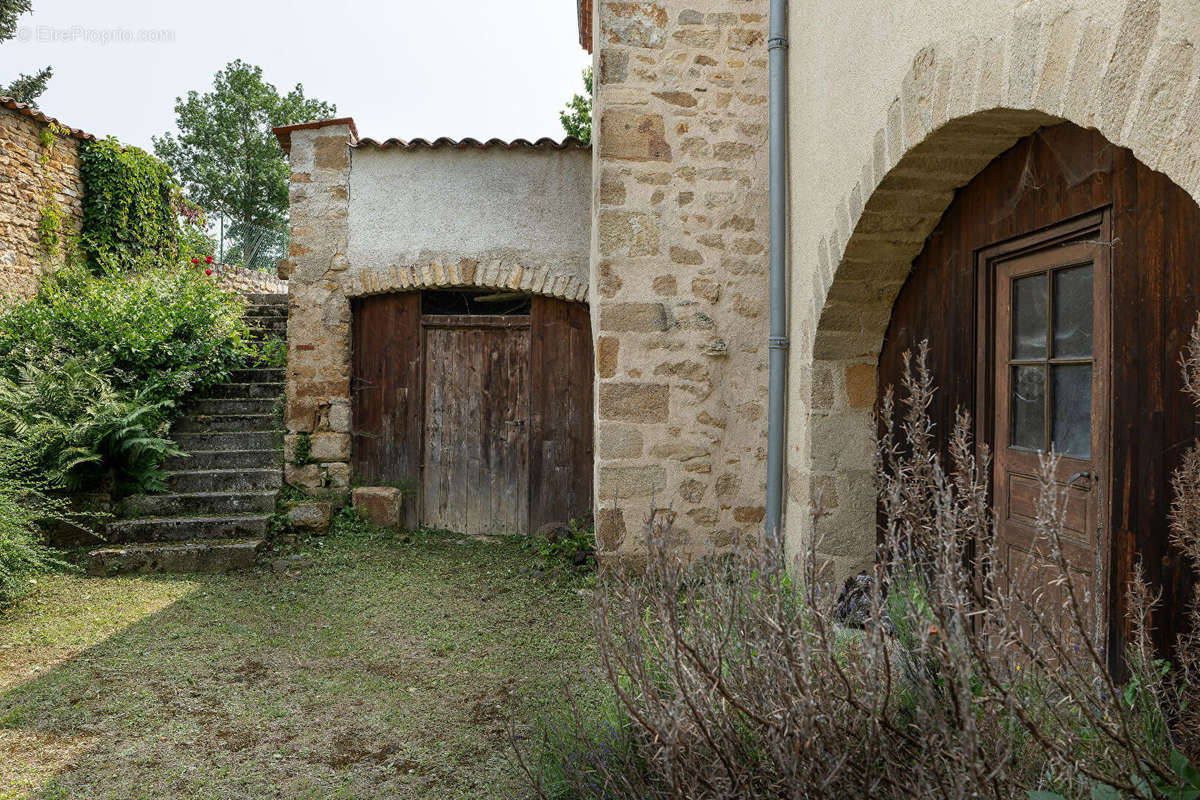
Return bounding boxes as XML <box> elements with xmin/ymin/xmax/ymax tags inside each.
<box><xmin>152</xmin><ymin>60</ymin><xmax>335</xmax><ymax>253</ymax></box>
<box><xmin>559</xmin><ymin>67</ymin><xmax>592</xmax><ymax>144</ymax></box>
<box><xmin>0</xmin><ymin>0</ymin><xmax>52</xmax><ymax>106</ymax></box>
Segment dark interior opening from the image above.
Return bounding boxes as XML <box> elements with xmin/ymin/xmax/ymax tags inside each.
<box><xmin>420</xmin><ymin>289</ymin><xmax>532</xmax><ymax>317</ymax></box>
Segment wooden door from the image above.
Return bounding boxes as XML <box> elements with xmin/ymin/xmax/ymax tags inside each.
<box><xmin>986</xmin><ymin>217</ymin><xmax>1111</xmax><ymax>637</ymax></box>
<box><xmin>529</xmin><ymin>296</ymin><xmax>595</xmax><ymax>533</ymax></box>
<box><xmin>421</xmin><ymin>315</ymin><xmax>531</xmax><ymax>535</ymax></box>
<box><xmin>351</xmin><ymin>292</ymin><xmax>423</xmax><ymax>527</ymax></box>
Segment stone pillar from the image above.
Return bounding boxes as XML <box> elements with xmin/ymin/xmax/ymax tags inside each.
<box><xmin>591</xmin><ymin>1</ymin><xmax>771</xmax><ymax>556</ymax></box>
<box><xmin>276</xmin><ymin>120</ymin><xmax>356</xmax><ymax>495</ymax></box>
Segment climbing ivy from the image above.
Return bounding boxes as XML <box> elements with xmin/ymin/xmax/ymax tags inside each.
<box><xmin>78</xmin><ymin>137</ymin><xmax>179</xmax><ymax>271</ymax></box>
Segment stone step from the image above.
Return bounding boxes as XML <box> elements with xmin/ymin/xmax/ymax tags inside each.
<box><xmin>166</xmin><ymin>468</ymin><xmax>283</xmax><ymax>494</ymax></box>
<box><xmin>245</xmin><ymin>293</ymin><xmax>288</xmax><ymax>306</ymax></box>
<box><xmin>162</xmin><ymin>449</ymin><xmax>282</xmax><ymax>471</ymax></box>
<box><xmin>172</xmin><ymin>430</ymin><xmax>280</xmax><ymax>451</ymax></box>
<box><xmin>120</xmin><ymin>490</ymin><xmax>277</xmax><ymax>518</ymax></box>
<box><xmin>245</xmin><ymin>305</ymin><xmax>288</xmax><ymax>319</ymax></box>
<box><xmin>106</xmin><ymin>514</ymin><xmax>272</xmax><ymax>543</ymax></box>
<box><xmin>88</xmin><ymin>538</ymin><xmax>266</xmax><ymax>576</ymax></box>
<box><xmin>187</xmin><ymin>397</ymin><xmax>278</xmax><ymax>416</ymax></box>
<box><xmin>230</xmin><ymin>368</ymin><xmax>285</xmax><ymax>383</ymax></box>
<box><xmin>202</xmin><ymin>382</ymin><xmax>284</xmax><ymax>400</ymax></box>
<box><xmin>246</xmin><ymin>316</ymin><xmax>287</xmax><ymax>328</ymax></box>
<box><xmin>173</xmin><ymin>413</ymin><xmax>278</xmax><ymax>434</ymax></box>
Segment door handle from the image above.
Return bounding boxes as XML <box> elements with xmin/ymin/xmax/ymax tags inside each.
<box><xmin>1065</xmin><ymin>471</ymin><xmax>1092</xmax><ymax>488</ymax></box>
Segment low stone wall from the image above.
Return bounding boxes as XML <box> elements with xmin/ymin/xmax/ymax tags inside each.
<box><xmin>0</xmin><ymin>98</ymin><xmax>89</xmax><ymax>302</ymax></box>
<box><xmin>211</xmin><ymin>262</ymin><xmax>288</xmax><ymax>295</ymax></box>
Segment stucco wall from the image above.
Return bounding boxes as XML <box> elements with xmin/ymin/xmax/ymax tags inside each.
<box><xmin>347</xmin><ymin>146</ymin><xmax>590</xmax><ymax>296</ymax></box>
<box><xmin>784</xmin><ymin>0</ymin><xmax>1200</xmax><ymax>577</ymax></box>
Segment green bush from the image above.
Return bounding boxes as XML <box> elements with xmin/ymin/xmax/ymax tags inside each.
<box><xmin>0</xmin><ymin>264</ymin><xmax>252</xmax><ymax>406</ymax></box>
<box><xmin>0</xmin><ymin>264</ymin><xmax>253</xmax><ymax>494</ymax></box>
<box><xmin>0</xmin><ymin>456</ymin><xmax>73</xmax><ymax>609</ymax></box>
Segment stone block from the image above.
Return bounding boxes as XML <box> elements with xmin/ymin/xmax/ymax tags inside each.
<box><xmin>288</xmin><ymin>501</ymin><xmax>333</xmax><ymax>533</ymax></box>
<box><xmin>285</xmin><ymin>463</ymin><xmax>324</xmax><ymax>491</ymax></box>
<box><xmin>597</xmin><ymin>426</ymin><xmax>643</xmax><ymax>459</ymax></box>
<box><xmin>313</xmin><ymin>136</ymin><xmax>350</xmax><ymax>171</ymax></box>
<box><xmin>326</xmin><ymin>462</ymin><xmax>350</xmax><ymax>488</ymax></box>
<box><xmin>599</xmin><ymin>211</ymin><xmax>661</xmax><ymax>257</ymax></box>
<box><xmin>599</xmin><ymin>383</ymin><xmax>669</xmax><ymax>422</ymax></box>
<box><xmin>597</xmin><ymin>336</ymin><xmax>619</xmax><ymax>378</ymax></box>
<box><xmin>599</xmin><ymin>302</ymin><xmax>669</xmax><ymax>332</ymax></box>
<box><xmin>597</xmin><ymin>465</ymin><xmax>666</xmax><ymax>499</ymax></box>
<box><xmin>599</xmin><ymin>111</ymin><xmax>671</xmax><ymax>163</ymax></box>
<box><xmin>310</xmin><ymin>432</ymin><xmax>350</xmax><ymax>462</ymax></box>
<box><xmin>353</xmin><ymin>486</ymin><xmax>404</xmax><ymax>529</ymax></box>
<box><xmin>601</xmin><ymin>2</ymin><xmax>667</xmax><ymax>48</ymax></box>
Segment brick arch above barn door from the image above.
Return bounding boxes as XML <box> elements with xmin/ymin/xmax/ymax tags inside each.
<box><xmin>349</xmin><ymin>258</ymin><xmax>589</xmax><ymax>304</ymax></box>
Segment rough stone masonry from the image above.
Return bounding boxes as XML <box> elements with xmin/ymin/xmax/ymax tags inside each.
<box><xmin>0</xmin><ymin>99</ymin><xmax>86</xmax><ymax>302</ymax></box>
<box><xmin>589</xmin><ymin>0</ymin><xmax>771</xmax><ymax>555</ymax></box>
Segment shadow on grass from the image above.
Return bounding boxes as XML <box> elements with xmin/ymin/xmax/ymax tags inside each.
<box><xmin>0</xmin><ymin>528</ymin><xmax>598</xmax><ymax>800</ymax></box>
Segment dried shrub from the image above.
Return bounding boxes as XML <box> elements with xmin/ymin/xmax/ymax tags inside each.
<box><xmin>519</xmin><ymin>339</ymin><xmax>1200</xmax><ymax>800</ymax></box>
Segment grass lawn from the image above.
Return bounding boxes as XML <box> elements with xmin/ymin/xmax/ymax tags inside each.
<box><xmin>0</xmin><ymin>516</ymin><xmax>598</xmax><ymax>799</ymax></box>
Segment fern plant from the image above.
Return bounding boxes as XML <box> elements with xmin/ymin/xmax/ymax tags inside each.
<box><xmin>0</xmin><ymin>354</ymin><xmax>181</xmax><ymax>495</ymax></box>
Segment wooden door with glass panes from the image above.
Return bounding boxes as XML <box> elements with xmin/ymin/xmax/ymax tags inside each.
<box><xmin>988</xmin><ymin>218</ymin><xmax>1110</xmax><ymax>636</ymax></box>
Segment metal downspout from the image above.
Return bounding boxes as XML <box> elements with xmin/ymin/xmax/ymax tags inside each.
<box><xmin>765</xmin><ymin>0</ymin><xmax>789</xmax><ymax>541</ymax></box>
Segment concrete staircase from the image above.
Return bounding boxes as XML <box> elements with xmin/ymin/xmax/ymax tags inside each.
<box><xmin>87</xmin><ymin>293</ymin><xmax>288</xmax><ymax>576</ymax></box>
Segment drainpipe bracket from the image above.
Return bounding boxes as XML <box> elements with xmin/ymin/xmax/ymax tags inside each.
<box><xmin>769</xmin><ymin>336</ymin><xmax>790</xmax><ymax>350</ymax></box>
<box><xmin>767</xmin><ymin>36</ymin><xmax>789</xmax><ymax>51</ymax></box>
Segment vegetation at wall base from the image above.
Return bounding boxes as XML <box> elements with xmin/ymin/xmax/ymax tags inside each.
<box><xmin>521</xmin><ymin>339</ymin><xmax>1200</xmax><ymax>800</ymax></box>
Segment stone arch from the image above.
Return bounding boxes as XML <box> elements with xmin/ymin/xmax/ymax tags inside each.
<box><xmin>799</xmin><ymin>0</ymin><xmax>1200</xmax><ymax>577</ymax></box>
<box><xmin>345</xmin><ymin>258</ymin><xmax>589</xmax><ymax>303</ymax></box>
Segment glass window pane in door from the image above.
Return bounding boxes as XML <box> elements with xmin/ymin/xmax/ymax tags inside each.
<box><xmin>1052</xmin><ymin>364</ymin><xmax>1092</xmax><ymax>459</ymax></box>
<box><xmin>1053</xmin><ymin>265</ymin><xmax>1093</xmax><ymax>358</ymax></box>
<box><xmin>1012</xmin><ymin>365</ymin><xmax>1046</xmax><ymax>450</ymax></box>
<box><xmin>1013</xmin><ymin>273</ymin><xmax>1048</xmax><ymax>359</ymax></box>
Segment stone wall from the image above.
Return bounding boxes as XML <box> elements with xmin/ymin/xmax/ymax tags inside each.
<box><xmin>211</xmin><ymin>262</ymin><xmax>289</xmax><ymax>295</ymax></box>
<box><xmin>0</xmin><ymin>100</ymin><xmax>87</xmax><ymax>302</ymax></box>
<box><xmin>276</xmin><ymin>120</ymin><xmax>593</xmax><ymax>496</ymax></box>
<box><xmin>589</xmin><ymin>0</ymin><xmax>771</xmax><ymax>556</ymax></box>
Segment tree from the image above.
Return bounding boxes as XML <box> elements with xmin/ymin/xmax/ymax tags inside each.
<box><xmin>152</xmin><ymin>60</ymin><xmax>335</xmax><ymax>268</ymax></box>
<box><xmin>0</xmin><ymin>0</ymin><xmax>52</xmax><ymax>106</ymax></box>
<box><xmin>559</xmin><ymin>67</ymin><xmax>592</xmax><ymax>144</ymax></box>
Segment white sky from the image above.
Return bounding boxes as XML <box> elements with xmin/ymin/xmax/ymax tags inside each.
<box><xmin>0</xmin><ymin>0</ymin><xmax>591</xmax><ymax>150</ymax></box>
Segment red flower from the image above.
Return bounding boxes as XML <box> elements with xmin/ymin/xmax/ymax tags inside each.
<box><xmin>205</xmin><ymin>269</ymin><xmax>213</xmax><ymax>276</ymax></box>
<box><xmin>205</xmin><ymin>255</ymin><xmax>214</xmax><ymax>264</ymax></box>
<box><xmin>191</xmin><ymin>257</ymin><xmax>200</xmax><ymax>264</ymax></box>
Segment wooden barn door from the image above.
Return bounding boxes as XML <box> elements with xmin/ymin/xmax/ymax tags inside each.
<box><xmin>529</xmin><ymin>296</ymin><xmax>595</xmax><ymax>533</ymax></box>
<box><xmin>982</xmin><ymin>215</ymin><xmax>1111</xmax><ymax>637</ymax></box>
<box><xmin>351</xmin><ymin>293</ymin><xmax>422</xmax><ymax>528</ymax></box>
<box><xmin>421</xmin><ymin>316</ymin><xmax>531</xmax><ymax>535</ymax></box>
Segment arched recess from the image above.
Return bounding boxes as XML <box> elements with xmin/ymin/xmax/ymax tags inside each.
<box><xmin>800</xmin><ymin>8</ymin><xmax>1200</xmax><ymax>585</ymax></box>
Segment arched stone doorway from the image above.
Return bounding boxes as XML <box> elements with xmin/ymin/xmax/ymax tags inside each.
<box><xmin>351</xmin><ymin>289</ymin><xmax>594</xmax><ymax>535</ymax></box>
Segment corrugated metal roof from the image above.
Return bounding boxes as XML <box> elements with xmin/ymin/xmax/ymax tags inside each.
<box><xmin>0</xmin><ymin>95</ymin><xmax>97</xmax><ymax>141</ymax></box>
<box><xmin>355</xmin><ymin>136</ymin><xmax>589</xmax><ymax>152</ymax></box>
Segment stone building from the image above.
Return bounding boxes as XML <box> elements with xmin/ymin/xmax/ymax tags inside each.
<box><xmin>282</xmin><ymin>0</ymin><xmax>1200</xmax><ymax>647</ymax></box>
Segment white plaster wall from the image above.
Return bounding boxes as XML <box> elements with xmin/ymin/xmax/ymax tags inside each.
<box><xmin>347</xmin><ymin>146</ymin><xmax>592</xmax><ymax>282</ymax></box>
<box><xmin>783</xmin><ymin>0</ymin><xmax>1200</xmax><ymax>575</ymax></box>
